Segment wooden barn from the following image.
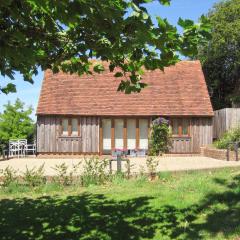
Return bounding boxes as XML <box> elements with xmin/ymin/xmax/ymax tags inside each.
<box><xmin>36</xmin><ymin>60</ymin><xmax>213</xmax><ymax>155</ymax></box>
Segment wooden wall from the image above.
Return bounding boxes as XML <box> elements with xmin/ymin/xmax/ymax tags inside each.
<box><xmin>213</xmin><ymin>108</ymin><xmax>240</xmax><ymax>139</ymax></box>
<box><xmin>37</xmin><ymin>115</ymin><xmax>212</xmax><ymax>154</ymax></box>
<box><xmin>170</xmin><ymin>117</ymin><xmax>213</xmax><ymax>153</ymax></box>
<box><xmin>37</xmin><ymin>116</ymin><xmax>99</xmax><ymax>153</ymax></box>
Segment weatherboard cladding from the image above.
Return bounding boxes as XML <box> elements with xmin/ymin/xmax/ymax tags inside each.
<box><xmin>37</xmin><ymin>61</ymin><xmax>213</xmax><ymax>116</ymax></box>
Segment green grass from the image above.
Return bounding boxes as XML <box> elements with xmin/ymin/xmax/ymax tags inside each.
<box><xmin>0</xmin><ymin>168</ymin><xmax>240</xmax><ymax>240</ymax></box>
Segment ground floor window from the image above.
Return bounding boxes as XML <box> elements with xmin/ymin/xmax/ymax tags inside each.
<box><xmin>102</xmin><ymin>119</ymin><xmax>111</xmax><ymax>154</ymax></box>
<box><xmin>115</xmin><ymin>119</ymin><xmax>124</xmax><ymax>149</ymax></box>
<box><xmin>60</xmin><ymin>118</ymin><xmax>79</xmax><ymax>136</ymax></box>
<box><xmin>139</xmin><ymin>119</ymin><xmax>148</xmax><ymax>149</ymax></box>
<box><xmin>127</xmin><ymin>119</ymin><xmax>136</xmax><ymax>149</ymax></box>
<box><xmin>102</xmin><ymin>118</ymin><xmax>149</xmax><ymax>154</ymax></box>
<box><xmin>171</xmin><ymin>118</ymin><xmax>190</xmax><ymax>137</ymax></box>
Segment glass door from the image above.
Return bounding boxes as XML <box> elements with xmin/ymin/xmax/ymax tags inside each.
<box><xmin>127</xmin><ymin>119</ymin><xmax>136</xmax><ymax>149</ymax></box>
<box><xmin>139</xmin><ymin>119</ymin><xmax>148</xmax><ymax>149</ymax></box>
<box><xmin>115</xmin><ymin>119</ymin><xmax>124</xmax><ymax>149</ymax></box>
<box><xmin>102</xmin><ymin>119</ymin><xmax>111</xmax><ymax>154</ymax></box>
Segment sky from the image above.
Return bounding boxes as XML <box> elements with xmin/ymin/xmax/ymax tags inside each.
<box><xmin>0</xmin><ymin>0</ymin><xmax>220</xmax><ymax>120</ymax></box>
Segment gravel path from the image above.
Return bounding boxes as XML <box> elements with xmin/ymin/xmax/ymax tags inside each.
<box><xmin>1</xmin><ymin>156</ymin><xmax>240</xmax><ymax>176</ymax></box>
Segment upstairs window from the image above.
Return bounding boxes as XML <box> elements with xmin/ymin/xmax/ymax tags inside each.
<box><xmin>171</xmin><ymin>118</ymin><xmax>190</xmax><ymax>137</ymax></box>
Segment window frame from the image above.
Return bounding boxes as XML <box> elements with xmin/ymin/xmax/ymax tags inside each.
<box><xmin>71</xmin><ymin>118</ymin><xmax>79</xmax><ymax>136</ymax></box>
<box><xmin>61</xmin><ymin>118</ymin><xmax>69</xmax><ymax>136</ymax></box>
<box><xmin>170</xmin><ymin>118</ymin><xmax>190</xmax><ymax>137</ymax></box>
<box><xmin>60</xmin><ymin>117</ymin><xmax>80</xmax><ymax>137</ymax></box>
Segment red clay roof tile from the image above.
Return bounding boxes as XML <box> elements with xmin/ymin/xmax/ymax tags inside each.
<box><xmin>37</xmin><ymin>60</ymin><xmax>213</xmax><ymax>116</ymax></box>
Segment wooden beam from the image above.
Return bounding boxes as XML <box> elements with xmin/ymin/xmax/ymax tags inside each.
<box><xmin>188</xmin><ymin>118</ymin><xmax>191</xmax><ymax>136</ymax></box>
<box><xmin>136</xmin><ymin>118</ymin><xmax>139</xmax><ymax>149</ymax></box>
<box><xmin>178</xmin><ymin>119</ymin><xmax>182</xmax><ymax>136</ymax></box>
<box><xmin>59</xmin><ymin>118</ymin><xmax>63</xmax><ymax>136</ymax></box>
<box><xmin>99</xmin><ymin>118</ymin><xmax>103</xmax><ymax>155</ymax></box>
<box><xmin>111</xmin><ymin>118</ymin><xmax>115</xmax><ymax>151</ymax></box>
<box><xmin>123</xmin><ymin>118</ymin><xmax>127</xmax><ymax>149</ymax></box>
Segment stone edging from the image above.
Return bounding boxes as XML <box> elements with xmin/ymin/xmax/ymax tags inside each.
<box><xmin>200</xmin><ymin>146</ymin><xmax>239</xmax><ymax>161</ymax></box>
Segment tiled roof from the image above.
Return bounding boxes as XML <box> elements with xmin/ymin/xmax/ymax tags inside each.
<box><xmin>37</xmin><ymin>60</ymin><xmax>213</xmax><ymax>116</ymax></box>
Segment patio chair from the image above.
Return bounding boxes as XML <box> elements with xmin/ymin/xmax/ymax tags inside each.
<box><xmin>25</xmin><ymin>140</ymin><xmax>36</xmax><ymax>156</ymax></box>
<box><xmin>9</xmin><ymin>139</ymin><xmax>27</xmax><ymax>158</ymax></box>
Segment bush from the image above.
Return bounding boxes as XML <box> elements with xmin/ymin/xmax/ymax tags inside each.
<box><xmin>149</xmin><ymin>117</ymin><xmax>171</xmax><ymax>156</ymax></box>
<box><xmin>214</xmin><ymin>127</ymin><xmax>240</xmax><ymax>149</ymax></box>
<box><xmin>22</xmin><ymin>164</ymin><xmax>46</xmax><ymax>187</ymax></box>
<box><xmin>81</xmin><ymin>156</ymin><xmax>109</xmax><ymax>186</ymax></box>
<box><xmin>146</xmin><ymin>156</ymin><xmax>159</xmax><ymax>177</ymax></box>
<box><xmin>52</xmin><ymin>163</ymin><xmax>69</xmax><ymax>186</ymax></box>
<box><xmin>0</xmin><ymin>166</ymin><xmax>18</xmax><ymax>187</ymax></box>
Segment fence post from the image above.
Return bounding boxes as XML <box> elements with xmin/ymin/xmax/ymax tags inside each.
<box><xmin>117</xmin><ymin>155</ymin><xmax>122</xmax><ymax>172</ymax></box>
<box><xmin>227</xmin><ymin>146</ymin><xmax>230</xmax><ymax>161</ymax></box>
<box><xmin>109</xmin><ymin>160</ymin><xmax>112</xmax><ymax>174</ymax></box>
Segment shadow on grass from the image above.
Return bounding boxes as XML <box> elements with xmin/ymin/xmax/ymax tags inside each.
<box><xmin>0</xmin><ymin>174</ymin><xmax>240</xmax><ymax>240</ymax></box>
<box><xmin>0</xmin><ymin>194</ymin><xmax>159</xmax><ymax>240</ymax></box>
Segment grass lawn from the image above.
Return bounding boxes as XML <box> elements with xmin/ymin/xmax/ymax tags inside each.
<box><xmin>0</xmin><ymin>168</ymin><xmax>240</xmax><ymax>240</ymax></box>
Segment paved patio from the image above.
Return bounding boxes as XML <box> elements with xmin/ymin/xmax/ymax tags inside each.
<box><xmin>1</xmin><ymin>156</ymin><xmax>240</xmax><ymax>176</ymax></box>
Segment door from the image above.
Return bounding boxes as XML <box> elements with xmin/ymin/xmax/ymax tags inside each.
<box><xmin>115</xmin><ymin>119</ymin><xmax>124</xmax><ymax>149</ymax></box>
<box><xmin>102</xmin><ymin>119</ymin><xmax>111</xmax><ymax>154</ymax></box>
<box><xmin>127</xmin><ymin>119</ymin><xmax>136</xmax><ymax>149</ymax></box>
<box><xmin>139</xmin><ymin>119</ymin><xmax>148</xmax><ymax>149</ymax></box>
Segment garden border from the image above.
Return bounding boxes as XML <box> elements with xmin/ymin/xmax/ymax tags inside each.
<box><xmin>201</xmin><ymin>146</ymin><xmax>239</xmax><ymax>161</ymax></box>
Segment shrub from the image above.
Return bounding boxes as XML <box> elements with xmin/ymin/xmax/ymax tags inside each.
<box><xmin>124</xmin><ymin>159</ymin><xmax>134</xmax><ymax>179</ymax></box>
<box><xmin>52</xmin><ymin>163</ymin><xmax>71</xmax><ymax>186</ymax></box>
<box><xmin>214</xmin><ymin>127</ymin><xmax>240</xmax><ymax>149</ymax></box>
<box><xmin>81</xmin><ymin>156</ymin><xmax>109</xmax><ymax>186</ymax></box>
<box><xmin>146</xmin><ymin>156</ymin><xmax>159</xmax><ymax>177</ymax></box>
<box><xmin>22</xmin><ymin>164</ymin><xmax>46</xmax><ymax>187</ymax></box>
<box><xmin>149</xmin><ymin>117</ymin><xmax>171</xmax><ymax>156</ymax></box>
<box><xmin>68</xmin><ymin>161</ymin><xmax>82</xmax><ymax>184</ymax></box>
<box><xmin>0</xmin><ymin>166</ymin><xmax>18</xmax><ymax>187</ymax></box>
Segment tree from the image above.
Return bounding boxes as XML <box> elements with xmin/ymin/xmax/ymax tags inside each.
<box><xmin>198</xmin><ymin>0</ymin><xmax>240</xmax><ymax>109</ymax></box>
<box><xmin>0</xmin><ymin>99</ymin><xmax>34</xmax><ymax>146</ymax></box>
<box><xmin>0</xmin><ymin>0</ymin><xmax>211</xmax><ymax>94</ymax></box>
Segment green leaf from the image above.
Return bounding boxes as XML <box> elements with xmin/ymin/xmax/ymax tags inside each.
<box><xmin>109</xmin><ymin>63</ymin><xmax>115</xmax><ymax>72</ymax></box>
<box><xmin>1</xmin><ymin>83</ymin><xmax>16</xmax><ymax>94</ymax></box>
<box><xmin>114</xmin><ymin>72</ymin><xmax>123</xmax><ymax>77</ymax></box>
<box><xmin>156</xmin><ymin>17</ymin><xmax>166</xmax><ymax>30</ymax></box>
<box><xmin>178</xmin><ymin>18</ymin><xmax>194</xmax><ymax>29</ymax></box>
<box><xmin>158</xmin><ymin>0</ymin><xmax>171</xmax><ymax>6</ymax></box>
<box><xmin>93</xmin><ymin>64</ymin><xmax>104</xmax><ymax>73</ymax></box>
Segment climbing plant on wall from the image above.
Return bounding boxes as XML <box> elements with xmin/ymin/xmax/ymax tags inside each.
<box><xmin>149</xmin><ymin>117</ymin><xmax>171</xmax><ymax>156</ymax></box>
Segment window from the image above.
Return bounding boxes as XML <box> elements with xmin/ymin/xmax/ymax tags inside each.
<box><xmin>171</xmin><ymin>118</ymin><xmax>190</xmax><ymax>137</ymax></box>
<box><xmin>139</xmin><ymin>119</ymin><xmax>148</xmax><ymax>149</ymax></box>
<box><xmin>182</xmin><ymin>120</ymin><xmax>189</xmax><ymax>135</ymax></box>
<box><xmin>115</xmin><ymin>119</ymin><xmax>124</xmax><ymax>149</ymax></box>
<box><xmin>172</xmin><ymin>119</ymin><xmax>179</xmax><ymax>135</ymax></box>
<box><xmin>102</xmin><ymin>119</ymin><xmax>111</xmax><ymax>154</ymax></box>
<box><xmin>72</xmin><ymin>118</ymin><xmax>78</xmax><ymax>136</ymax></box>
<box><xmin>127</xmin><ymin>119</ymin><xmax>136</xmax><ymax>150</ymax></box>
<box><xmin>62</xmin><ymin>119</ymin><xmax>68</xmax><ymax>136</ymax></box>
<box><xmin>61</xmin><ymin>118</ymin><xmax>79</xmax><ymax>136</ymax></box>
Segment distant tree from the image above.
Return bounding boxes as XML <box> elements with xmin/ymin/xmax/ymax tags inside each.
<box><xmin>0</xmin><ymin>0</ymin><xmax>211</xmax><ymax>94</ymax></box>
<box><xmin>198</xmin><ymin>0</ymin><xmax>240</xmax><ymax>109</ymax></box>
<box><xmin>0</xmin><ymin>99</ymin><xmax>35</xmax><ymax>146</ymax></box>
